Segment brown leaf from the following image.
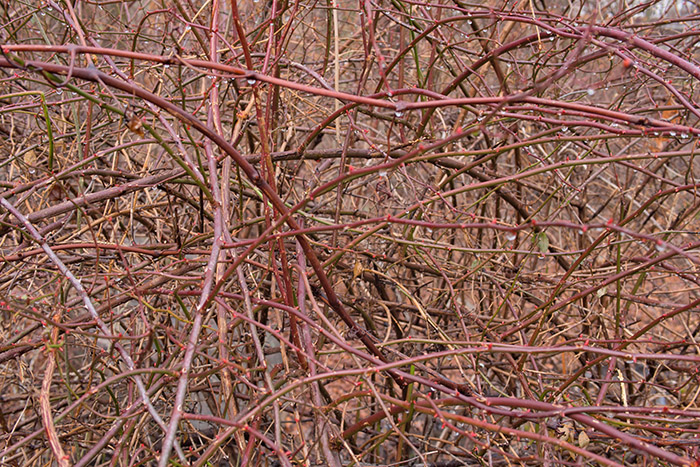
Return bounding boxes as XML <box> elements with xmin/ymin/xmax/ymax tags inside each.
<box><xmin>127</xmin><ymin>115</ymin><xmax>145</xmax><ymax>136</ymax></box>
<box><xmin>23</xmin><ymin>149</ymin><xmax>37</xmax><ymax>168</ymax></box>
<box><xmin>353</xmin><ymin>260</ymin><xmax>363</xmax><ymax>280</ymax></box>
<box><xmin>578</xmin><ymin>430</ymin><xmax>590</xmax><ymax>449</ymax></box>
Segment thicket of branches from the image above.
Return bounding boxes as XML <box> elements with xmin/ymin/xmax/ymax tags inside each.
<box><xmin>1</xmin><ymin>0</ymin><xmax>700</xmax><ymax>465</ymax></box>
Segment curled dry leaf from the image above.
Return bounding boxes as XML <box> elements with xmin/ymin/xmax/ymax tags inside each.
<box><xmin>127</xmin><ymin>114</ymin><xmax>145</xmax><ymax>136</ymax></box>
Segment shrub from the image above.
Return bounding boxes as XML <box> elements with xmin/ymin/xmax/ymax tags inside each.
<box><xmin>1</xmin><ymin>1</ymin><xmax>699</xmax><ymax>466</ymax></box>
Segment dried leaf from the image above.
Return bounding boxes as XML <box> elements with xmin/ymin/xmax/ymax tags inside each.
<box><xmin>353</xmin><ymin>260</ymin><xmax>363</xmax><ymax>281</ymax></box>
<box><xmin>23</xmin><ymin>149</ymin><xmax>37</xmax><ymax>167</ymax></box>
<box><xmin>617</xmin><ymin>369</ymin><xmax>627</xmax><ymax>407</ymax></box>
<box><xmin>578</xmin><ymin>430</ymin><xmax>590</xmax><ymax>448</ymax></box>
<box><xmin>128</xmin><ymin>115</ymin><xmax>145</xmax><ymax>136</ymax></box>
<box><xmin>557</xmin><ymin>421</ymin><xmax>574</xmax><ymax>442</ymax></box>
